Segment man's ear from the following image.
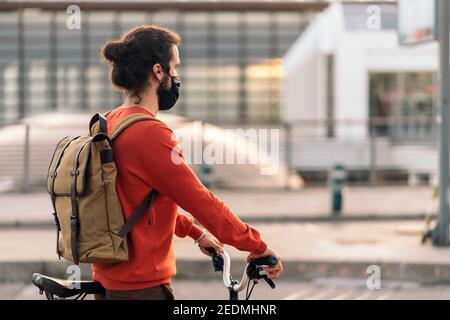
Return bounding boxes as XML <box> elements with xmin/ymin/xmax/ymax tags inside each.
<box><xmin>152</xmin><ymin>63</ymin><xmax>163</xmax><ymax>82</ymax></box>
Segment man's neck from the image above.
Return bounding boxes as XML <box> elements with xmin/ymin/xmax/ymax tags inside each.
<box><xmin>123</xmin><ymin>92</ymin><xmax>159</xmax><ymax>116</ymax></box>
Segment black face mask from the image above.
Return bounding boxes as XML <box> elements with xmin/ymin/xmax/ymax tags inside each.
<box><xmin>158</xmin><ymin>71</ymin><xmax>181</xmax><ymax>111</ymax></box>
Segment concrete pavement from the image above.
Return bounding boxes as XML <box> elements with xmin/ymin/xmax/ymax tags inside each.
<box><xmin>2</xmin><ymin>185</ymin><xmax>449</xmax><ymax>290</ymax></box>
<box><xmin>0</xmin><ymin>185</ymin><xmax>435</xmax><ymax>226</ymax></box>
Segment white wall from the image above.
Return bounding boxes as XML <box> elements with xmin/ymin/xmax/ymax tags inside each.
<box><xmin>365</xmin><ymin>33</ymin><xmax>437</xmax><ymax>72</ymax></box>
<box><xmin>334</xmin><ymin>32</ymin><xmax>368</xmax><ymax>138</ymax></box>
<box><xmin>334</xmin><ymin>30</ymin><xmax>437</xmax><ymax>139</ymax></box>
<box><xmin>282</xmin><ymin>3</ymin><xmax>342</xmax><ymax>137</ymax></box>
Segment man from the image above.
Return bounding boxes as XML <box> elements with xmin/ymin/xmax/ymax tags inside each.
<box><xmin>93</xmin><ymin>24</ymin><xmax>283</xmax><ymax>300</ymax></box>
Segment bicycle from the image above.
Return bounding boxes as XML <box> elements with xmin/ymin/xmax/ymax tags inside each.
<box><xmin>31</xmin><ymin>248</ymin><xmax>278</xmax><ymax>300</ymax></box>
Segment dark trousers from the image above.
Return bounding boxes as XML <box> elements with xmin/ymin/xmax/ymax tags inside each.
<box><xmin>94</xmin><ymin>283</ymin><xmax>174</xmax><ymax>300</ymax></box>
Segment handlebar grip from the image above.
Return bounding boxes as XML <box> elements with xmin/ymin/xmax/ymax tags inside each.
<box><xmin>205</xmin><ymin>247</ymin><xmax>224</xmax><ymax>272</ymax></box>
<box><xmin>251</xmin><ymin>255</ymin><xmax>278</xmax><ymax>267</ymax></box>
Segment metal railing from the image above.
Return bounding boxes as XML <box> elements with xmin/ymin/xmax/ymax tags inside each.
<box><xmin>0</xmin><ymin>115</ymin><xmax>440</xmax><ymax>192</ymax></box>
<box><xmin>282</xmin><ymin>116</ymin><xmax>439</xmax><ymax>187</ymax></box>
<box><xmin>0</xmin><ymin>117</ymin><xmax>89</xmax><ymax>192</ymax></box>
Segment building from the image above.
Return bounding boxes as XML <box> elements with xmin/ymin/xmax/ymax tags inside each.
<box><xmin>0</xmin><ymin>0</ymin><xmax>328</xmax><ymax>191</ymax></box>
<box><xmin>283</xmin><ymin>2</ymin><xmax>438</xmax><ymax>184</ymax></box>
<box><xmin>0</xmin><ymin>1</ymin><xmax>326</xmax><ymax>126</ymax></box>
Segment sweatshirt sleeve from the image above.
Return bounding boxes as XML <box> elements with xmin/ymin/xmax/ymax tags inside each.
<box><xmin>139</xmin><ymin>121</ymin><xmax>267</xmax><ymax>255</ymax></box>
<box><xmin>175</xmin><ymin>211</ymin><xmax>204</xmax><ymax>240</ymax></box>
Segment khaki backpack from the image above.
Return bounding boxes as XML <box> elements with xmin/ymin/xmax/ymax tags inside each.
<box><xmin>47</xmin><ymin>112</ymin><xmax>159</xmax><ymax>264</ymax></box>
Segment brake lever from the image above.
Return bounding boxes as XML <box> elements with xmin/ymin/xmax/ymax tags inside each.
<box><xmin>262</xmin><ymin>276</ymin><xmax>276</xmax><ymax>289</ymax></box>
<box><xmin>256</xmin><ymin>268</ymin><xmax>276</xmax><ymax>289</ymax></box>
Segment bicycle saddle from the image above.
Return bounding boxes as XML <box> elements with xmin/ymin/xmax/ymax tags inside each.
<box><xmin>32</xmin><ymin>273</ymin><xmax>105</xmax><ymax>299</ymax></box>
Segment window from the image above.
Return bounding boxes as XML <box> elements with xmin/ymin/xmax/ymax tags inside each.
<box><xmin>369</xmin><ymin>72</ymin><xmax>437</xmax><ymax>140</ymax></box>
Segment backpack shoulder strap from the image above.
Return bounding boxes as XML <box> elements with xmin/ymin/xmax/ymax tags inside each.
<box><xmin>105</xmin><ymin>112</ymin><xmax>162</xmax><ymax>237</ymax></box>
<box><xmin>109</xmin><ymin>113</ymin><xmax>163</xmax><ymax>141</ymax></box>
<box><xmin>117</xmin><ymin>189</ymin><xmax>159</xmax><ymax>238</ymax></box>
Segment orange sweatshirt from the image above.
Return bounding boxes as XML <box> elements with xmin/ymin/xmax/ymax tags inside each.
<box><xmin>91</xmin><ymin>106</ymin><xmax>267</xmax><ymax>290</ymax></box>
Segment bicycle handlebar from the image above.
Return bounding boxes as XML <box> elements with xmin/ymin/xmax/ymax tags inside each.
<box><xmin>205</xmin><ymin>247</ymin><xmax>278</xmax><ymax>292</ymax></box>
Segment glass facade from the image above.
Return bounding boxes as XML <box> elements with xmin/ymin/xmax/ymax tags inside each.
<box><xmin>0</xmin><ymin>7</ymin><xmax>314</xmax><ymax>125</ymax></box>
<box><xmin>369</xmin><ymin>72</ymin><xmax>437</xmax><ymax>140</ymax></box>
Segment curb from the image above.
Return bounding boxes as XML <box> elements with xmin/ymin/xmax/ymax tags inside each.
<box><xmin>2</xmin><ymin>259</ymin><xmax>450</xmax><ymax>285</ymax></box>
<box><xmin>0</xmin><ymin>213</ymin><xmax>427</xmax><ymax>230</ymax></box>
<box><xmin>241</xmin><ymin>214</ymin><xmax>426</xmax><ymax>223</ymax></box>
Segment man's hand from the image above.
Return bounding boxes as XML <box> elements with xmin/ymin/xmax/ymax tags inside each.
<box><xmin>197</xmin><ymin>231</ymin><xmax>224</xmax><ymax>257</ymax></box>
<box><xmin>247</xmin><ymin>246</ymin><xmax>283</xmax><ymax>280</ymax></box>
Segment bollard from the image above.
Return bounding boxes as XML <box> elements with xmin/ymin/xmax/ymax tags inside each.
<box><xmin>329</xmin><ymin>163</ymin><xmax>347</xmax><ymax>216</ymax></box>
<box><xmin>199</xmin><ymin>164</ymin><xmax>213</xmax><ymax>189</ymax></box>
